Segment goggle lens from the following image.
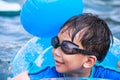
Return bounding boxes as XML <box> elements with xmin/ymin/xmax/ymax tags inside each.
<box><xmin>51</xmin><ymin>36</ymin><xmax>98</xmax><ymax>57</ymax></box>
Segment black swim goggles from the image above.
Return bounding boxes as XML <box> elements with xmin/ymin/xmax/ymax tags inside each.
<box><xmin>51</xmin><ymin>36</ymin><xmax>98</xmax><ymax>57</ymax></box>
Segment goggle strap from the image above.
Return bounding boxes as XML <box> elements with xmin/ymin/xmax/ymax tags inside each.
<box><xmin>77</xmin><ymin>49</ymin><xmax>99</xmax><ymax>57</ymax></box>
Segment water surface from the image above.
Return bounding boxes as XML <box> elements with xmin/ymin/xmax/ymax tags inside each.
<box><xmin>0</xmin><ymin>0</ymin><xmax>120</xmax><ymax>80</ymax></box>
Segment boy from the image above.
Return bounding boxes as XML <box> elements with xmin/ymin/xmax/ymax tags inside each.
<box><xmin>51</xmin><ymin>13</ymin><xmax>120</xmax><ymax>79</ymax></box>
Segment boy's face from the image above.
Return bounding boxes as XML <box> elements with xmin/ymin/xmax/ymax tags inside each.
<box><xmin>52</xmin><ymin>27</ymin><xmax>89</xmax><ymax>73</ymax></box>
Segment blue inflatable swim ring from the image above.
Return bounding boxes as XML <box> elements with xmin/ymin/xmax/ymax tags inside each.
<box><xmin>100</xmin><ymin>37</ymin><xmax>120</xmax><ymax>69</ymax></box>
<box><xmin>20</xmin><ymin>0</ymin><xmax>83</xmax><ymax>37</ymax></box>
<box><xmin>11</xmin><ymin>37</ymin><xmax>55</xmax><ymax>76</ymax></box>
<box><xmin>11</xmin><ymin>36</ymin><xmax>120</xmax><ymax>78</ymax></box>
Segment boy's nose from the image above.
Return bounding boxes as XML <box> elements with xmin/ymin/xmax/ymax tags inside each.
<box><xmin>52</xmin><ymin>47</ymin><xmax>62</xmax><ymax>57</ymax></box>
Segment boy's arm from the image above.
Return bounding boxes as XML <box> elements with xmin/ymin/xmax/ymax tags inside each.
<box><xmin>11</xmin><ymin>71</ymin><xmax>30</xmax><ymax>80</ymax></box>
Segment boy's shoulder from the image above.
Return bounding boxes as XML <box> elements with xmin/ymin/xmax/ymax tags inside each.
<box><xmin>92</xmin><ymin>65</ymin><xmax>120</xmax><ymax>79</ymax></box>
<box><xmin>28</xmin><ymin>67</ymin><xmax>64</xmax><ymax>80</ymax></box>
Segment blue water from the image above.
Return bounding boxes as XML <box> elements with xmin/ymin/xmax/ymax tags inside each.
<box><xmin>0</xmin><ymin>0</ymin><xmax>120</xmax><ymax>80</ymax></box>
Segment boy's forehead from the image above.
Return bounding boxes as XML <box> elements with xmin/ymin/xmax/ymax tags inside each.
<box><xmin>59</xmin><ymin>26</ymin><xmax>87</xmax><ymax>37</ymax></box>
<box><xmin>58</xmin><ymin>28</ymin><xmax>87</xmax><ymax>43</ymax></box>
<box><xmin>58</xmin><ymin>30</ymin><xmax>72</xmax><ymax>41</ymax></box>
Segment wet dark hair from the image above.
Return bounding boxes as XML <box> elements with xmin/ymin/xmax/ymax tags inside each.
<box><xmin>59</xmin><ymin>13</ymin><xmax>113</xmax><ymax>63</ymax></box>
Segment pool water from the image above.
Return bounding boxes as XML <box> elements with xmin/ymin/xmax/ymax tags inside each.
<box><xmin>0</xmin><ymin>0</ymin><xmax>120</xmax><ymax>80</ymax></box>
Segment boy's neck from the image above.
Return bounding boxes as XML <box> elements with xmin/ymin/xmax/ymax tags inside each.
<box><xmin>65</xmin><ymin>68</ymin><xmax>92</xmax><ymax>78</ymax></box>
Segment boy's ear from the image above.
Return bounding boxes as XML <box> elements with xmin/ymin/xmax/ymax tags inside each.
<box><xmin>83</xmin><ymin>56</ymin><xmax>97</xmax><ymax>68</ymax></box>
